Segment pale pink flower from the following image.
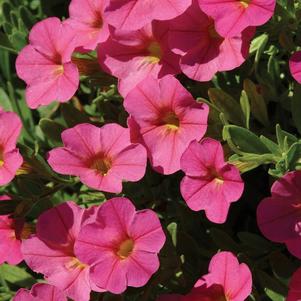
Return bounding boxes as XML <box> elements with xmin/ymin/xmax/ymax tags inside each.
<box><xmin>287</xmin><ymin>268</ymin><xmax>301</xmax><ymax>301</ymax></box>
<box><xmin>74</xmin><ymin>197</ymin><xmax>166</xmax><ymax>294</ymax></box>
<box><xmin>47</xmin><ymin>123</ymin><xmax>147</xmax><ymax>193</ymax></box>
<box><xmin>257</xmin><ymin>171</ymin><xmax>301</xmax><ymax>259</ymax></box>
<box><xmin>124</xmin><ymin>75</ymin><xmax>208</xmax><ymax>175</ymax></box>
<box><xmin>0</xmin><ymin>109</ymin><xmax>23</xmax><ymax>186</ymax></box>
<box><xmin>180</xmin><ymin>138</ymin><xmax>244</xmax><ymax>224</ymax></box>
<box><xmin>22</xmin><ymin>201</ymin><xmax>101</xmax><ymax>301</ymax></box>
<box><xmin>13</xmin><ymin>283</ymin><xmax>67</xmax><ymax>301</ymax></box>
<box><xmin>98</xmin><ymin>21</ymin><xmax>180</xmax><ymax>96</ymax></box>
<box><xmin>168</xmin><ymin>1</ymin><xmax>255</xmax><ymax>82</ymax></box>
<box><xmin>158</xmin><ymin>251</ymin><xmax>252</xmax><ymax>301</ymax></box>
<box><xmin>289</xmin><ymin>51</ymin><xmax>301</xmax><ymax>84</ymax></box>
<box><xmin>65</xmin><ymin>0</ymin><xmax>110</xmax><ymax>51</ymax></box>
<box><xmin>104</xmin><ymin>0</ymin><xmax>192</xmax><ymax>31</ymax></box>
<box><xmin>16</xmin><ymin>17</ymin><xmax>79</xmax><ymax>109</ymax></box>
<box><xmin>198</xmin><ymin>0</ymin><xmax>275</xmax><ymax>37</ymax></box>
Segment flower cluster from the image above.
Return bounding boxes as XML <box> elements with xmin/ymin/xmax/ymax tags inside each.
<box><xmin>2</xmin><ymin>0</ymin><xmax>301</xmax><ymax>300</ymax></box>
<box><xmin>20</xmin><ymin>198</ymin><xmax>165</xmax><ymax>300</ymax></box>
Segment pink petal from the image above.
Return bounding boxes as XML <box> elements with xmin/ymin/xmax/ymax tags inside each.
<box><xmin>290</xmin><ymin>51</ymin><xmax>301</xmax><ymax>84</ymax></box>
<box><xmin>14</xmin><ymin>284</ymin><xmax>67</xmax><ymax>301</ymax></box>
<box><xmin>110</xmin><ymin>143</ymin><xmax>147</xmax><ymax>182</ymax></box>
<box><xmin>0</xmin><ymin>111</ymin><xmax>22</xmax><ymax>151</ymax></box>
<box><xmin>126</xmin><ymin>250</ymin><xmax>160</xmax><ymax>287</ymax></box>
<box><xmin>198</xmin><ymin>0</ymin><xmax>275</xmax><ymax>37</ymax></box>
<box><xmin>37</xmin><ymin>201</ymin><xmax>85</xmax><ymax>245</ymax></box>
<box><xmin>129</xmin><ymin>210</ymin><xmax>166</xmax><ymax>252</ymax></box>
<box><xmin>180</xmin><ymin>139</ymin><xmax>224</xmax><ymax>177</ymax></box>
<box><xmin>0</xmin><ymin>149</ymin><xmax>23</xmax><ymax>186</ymax></box>
<box><xmin>287</xmin><ymin>268</ymin><xmax>301</xmax><ymax>301</ymax></box>
<box><xmin>104</xmin><ymin>0</ymin><xmax>192</xmax><ymax>31</ymax></box>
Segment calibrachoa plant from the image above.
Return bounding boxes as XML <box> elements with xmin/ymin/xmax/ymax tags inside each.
<box><xmin>1</xmin><ymin>0</ymin><xmax>301</xmax><ymax>301</ymax></box>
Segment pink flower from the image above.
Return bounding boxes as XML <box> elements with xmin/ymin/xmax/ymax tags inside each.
<box><xmin>97</xmin><ymin>21</ymin><xmax>180</xmax><ymax>96</ymax></box>
<box><xmin>47</xmin><ymin>123</ymin><xmax>147</xmax><ymax>193</ymax></box>
<box><xmin>74</xmin><ymin>197</ymin><xmax>166</xmax><ymax>294</ymax></box>
<box><xmin>168</xmin><ymin>1</ymin><xmax>254</xmax><ymax>82</ymax></box>
<box><xmin>257</xmin><ymin>171</ymin><xmax>301</xmax><ymax>259</ymax></box>
<box><xmin>180</xmin><ymin>138</ymin><xmax>244</xmax><ymax>224</ymax></box>
<box><xmin>22</xmin><ymin>201</ymin><xmax>101</xmax><ymax>301</ymax></box>
<box><xmin>0</xmin><ymin>196</ymin><xmax>33</xmax><ymax>265</ymax></box>
<box><xmin>289</xmin><ymin>51</ymin><xmax>301</xmax><ymax>84</ymax></box>
<box><xmin>65</xmin><ymin>0</ymin><xmax>110</xmax><ymax>51</ymax></box>
<box><xmin>158</xmin><ymin>251</ymin><xmax>252</xmax><ymax>301</ymax></box>
<box><xmin>124</xmin><ymin>75</ymin><xmax>208</xmax><ymax>175</ymax></box>
<box><xmin>104</xmin><ymin>0</ymin><xmax>191</xmax><ymax>31</ymax></box>
<box><xmin>287</xmin><ymin>268</ymin><xmax>301</xmax><ymax>301</ymax></box>
<box><xmin>198</xmin><ymin>0</ymin><xmax>275</xmax><ymax>38</ymax></box>
<box><xmin>13</xmin><ymin>283</ymin><xmax>67</xmax><ymax>301</ymax></box>
<box><xmin>0</xmin><ymin>110</ymin><xmax>23</xmax><ymax>186</ymax></box>
<box><xmin>16</xmin><ymin>17</ymin><xmax>79</xmax><ymax>109</ymax></box>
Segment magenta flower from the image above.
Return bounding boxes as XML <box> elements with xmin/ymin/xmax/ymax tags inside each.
<box><xmin>74</xmin><ymin>197</ymin><xmax>166</xmax><ymax>294</ymax></box>
<box><xmin>0</xmin><ymin>109</ymin><xmax>23</xmax><ymax>186</ymax></box>
<box><xmin>104</xmin><ymin>0</ymin><xmax>191</xmax><ymax>31</ymax></box>
<box><xmin>257</xmin><ymin>171</ymin><xmax>301</xmax><ymax>259</ymax></box>
<box><xmin>22</xmin><ymin>201</ymin><xmax>101</xmax><ymax>301</ymax></box>
<box><xmin>13</xmin><ymin>283</ymin><xmax>67</xmax><ymax>301</ymax></box>
<box><xmin>16</xmin><ymin>17</ymin><xmax>79</xmax><ymax>109</ymax></box>
<box><xmin>198</xmin><ymin>0</ymin><xmax>275</xmax><ymax>37</ymax></box>
<box><xmin>158</xmin><ymin>252</ymin><xmax>252</xmax><ymax>301</ymax></box>
<box><xmin>0</xmin><ymin>195</ymin><xmax>32</xmax><ymax>265</ymax></box>
<box><xmin>287</xmin><ymin>268</ymin><xmax>301</xmax><ymax>301</ymax></box>
<box><xmin>289</xmin><ymin>51</ymin><xmax>301</xmax><ymax>84</ymax></box>
<box><xmin>168</xmin><ymin>1</ymin><xmax>254</xmax><ymax>82</ymax></box>
<box><xmin>65</xmin><ymin>0</ymin><xmax>110</xmax><ymax>51</ymax></box>
<box><xmin>47</xmin><ymin>123</ymin><xmax>147</xmax><ymax>193</ymax></box>
<box><xmin>180</xmin><ymin>138</ymin><xmax>244</xmax><ymax>224</ymax></box>
<box><xmin>98</xmin><ymin>21</ymin><xmax>180</xmax><ymax>96</ymax></box>
<box><xmin>124</xmin><ymin>75</ymin><xmax>208</xmax><ymax>175</ymax></box>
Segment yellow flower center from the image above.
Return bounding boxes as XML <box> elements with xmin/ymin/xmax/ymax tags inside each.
<box><xmin>66</xmin><ymin>257</ymin><xmax>88</xmax><ymax>270</ymax></box>
<box><xmin>53</xmin><ymin>65</ymin><xmax>64</xmax><ymax>76</ymax></box>
<box><xmin>117</xmin><ymin>239</ymin><xmax>134</xmax><ymax>259</ymax></box>
<box><xmin>146</xmin><ymin>41</ymin><xmax>162</xmax><ymax>64</ymax></box>
<box><xmin>240</xmin><ymin>0</ymin><xmax>251</xmax><ymax>8</ymax></box>
<box><xmin>90</xmin><ymin>157</ymin><xmax>112</xmax><ymax>176</ymax></box>
<box><xmin>0</xmin><ymin>150</ymin><xmax>4</xmax><ymax>168</ymax></box>
<box><xmin>20</xmin><ymin>223</ymin><xmax>35</xmax><ymax>240</ymax></box>
<box><xmin>162</xmin><ymin>112</ymin><xmax>180</xmax><ymax>131</ymax></box>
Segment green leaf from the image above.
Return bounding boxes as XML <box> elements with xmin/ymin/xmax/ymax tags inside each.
<box><xmin>257</xmin><ymin>270</ymin><xmax>288</xmax><ymax>297</ymax></box>
<box><xmin>238</xmin><ymin>232</ymin><xmax>273</xmax><ymax>253</ymax></box>
<box><xmin>167</xmin><ymin>222</ymin><xmax>177</xmax><ymax>247</ymax></box>
<box><xmin>259</xmin><ymin>136</ymin><xmax>281</xmax><ymax>156</ymax></box>
<box><xmin>0</xmin><ymin>32</ymin><xmax>17</xmax><ymax>53</ymax></box>
<box><xmin>276</xmin><ymin>124</ymin><xmax>298</xmax><ymax>152</ymax></box>
<box><xmin>243</xmin><ymin>79</ymin><xmax>269</xmax><ymax>126</ymax></box>
<box><xmin>209</xmin><ymin>228</ymin><xmax>240</xmax><ymax>252</ymax></box>
<box><xmin>240</xmin><ymin>90</ymin><xmax>250</xmax><ymax>129</ymax></box>
<box><xmin>0</xmin><ymin>88</ymin><xmax>12</xmax><ymax>111</ymax></box>
<box><xmin>0</xmin><ymin>264</ymin><xmax>35</xmax><ymax>287</ymax></box>
<box><xmin>285</xmin><ymin>142</ymin><xmax>301</xmax><ymax>170</ymax></box>
<box><xmin>39</xmin><ymin>118</ymin><xmax>65</xmax><ymax>146</ymax></box>
<box><xmin>223</xmin><ymin>125</ymin><xmax>270</xmax><ymax>155</ymax></box>
<box><xmin>61</xmin><ymin>103</ymin><xmax>90</xmax><ymax>127</ymax></box>
<box><xmin>208</xmin><ymin>88</ymin><xmax>244</xmax><ymax>125</ymax></box>
<box><xmin>265</xmin><ymin>289</ymin><xmax>285</xmax><ymax>301</ymax></box>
